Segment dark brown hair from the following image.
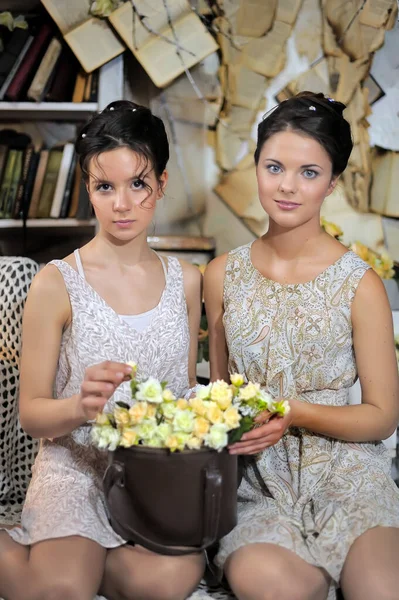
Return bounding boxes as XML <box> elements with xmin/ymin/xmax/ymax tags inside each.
<box><xmin>254</xmin><ymin>91</ymin><xmax>353</xmax><ymax>176</ymax></box>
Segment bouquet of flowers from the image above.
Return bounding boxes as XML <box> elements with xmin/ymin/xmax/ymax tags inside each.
<box><xmin>91</xmin><ymin>364</ymin><xmax>290</xmax><ymax>452</ymax></box>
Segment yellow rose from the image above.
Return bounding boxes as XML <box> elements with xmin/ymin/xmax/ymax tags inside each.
<box><xmin>223</xmin><ymin>406</ymin><xmax>241</xmax><ymax>430</ymax></box>
<box><xmin>176</xmin><ymin>398</ymin><xmax>188</xmax><ymax>410</ymax></box>
<box><xmin>230</xmin><ymin>373</ymin><xmax>245</xmax><ymax>387</ymax></box>
<box><xmin>120</xmin><ymin>428</ymin><xmax>138</xmax><ymax>448</ymax></box>
<box><xmin>114</xmin><ymin>406</ymin><xmax>130</xmax><ymax>428</ymax></box>
<box><xmin>187</xmin><ymin>436</ymin><xmax>203</xmax><ymax>450</ymax></box>
<box><xmin>128</xmin><ymin>401</ymin><xmax>148</xmax><ymax>425</ymax></box>
<box><xmin>210</xmin><ymin>380</ymin><xmax>233</xmax><ymax>410</ymax></box>
<box><xmin>350</xmin><ymin>241</ymin><xmax>369</xmax><ymax>262</ymax></box>
<box><xmin>321</xmin><ymin>217</ymin><xmax>343</xmax><ymax>239</ymax></box>
<box><xmin>239</xmin><ymin>382</ymin><xmax>261</xmax><ymax>401</ymax></box>
<box><xmin>95</xmin><ymin>412</ymin><xmax>110</xmax><ymax>426</ymax></box>
<box><xmin>146</xmin><ymin>403</ymin><xmax>157</xmax><ymax>419</ymax></box>
<box><xmin>165</xmin><ymin>435</ymin><xmax>180</xmax><ymax>452</ymax></box>
<box><xmin>189</xmin><ymin>397</ymin><xmax>207</xmax><ymax>417</ymax></box>
<box><xmin>193</xmin><ymin>416</ymin><xmax>210</xmax><ymax>438</ymax></box>
<box><xmin>207</xmin><ymin>401</ymin><xmax>224</xmax><ymax>424</ymax></box>
<box><xmin>162</xmin><ymin>389</ymin><xmax>175</xmax><ymax>401</ymax></box>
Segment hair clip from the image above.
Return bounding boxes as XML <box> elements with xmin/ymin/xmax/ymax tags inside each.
<box><xmin>327</xmin><ymin>97</ymin><xmax>335</xmax><ymax>102</ymax></box>
<box><xmin>309</xmin><ymin>106</ymin><xmax>316</xmax><ymax>111</ymax></box>
<box><xmin>81</xmin><ymin>133</ymin><xmax>87</xmax><ymax>138</ymax></box>
<box><xmin>109</xmin><ymin>106</ymin><xmax>115</xmax><ymax>111</ymax></box>
<box><xmin>132</xmin><ymin>108</ymin><xmax>137</xmax><ymax>112</ymax></box>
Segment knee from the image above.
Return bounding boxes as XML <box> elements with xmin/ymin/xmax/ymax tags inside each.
<box><xmin>225</xmin><ymin>545</ymin><xmax>319</xmax><ymax>600</ymax></box>
<box><xmin>32</xmin><ymin>580</ymin><xmax>89</xmax><ymax>600</ymax></box>
<box><xmin>119</xmin><ymin>554</ymin><xmax>204</xmax><ymax>600</ymax></box>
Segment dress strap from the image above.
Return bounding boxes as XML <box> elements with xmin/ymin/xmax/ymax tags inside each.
<box><xmin>73</xmin><ymin>249</ymin><xmax>85</xmax><ymax>280</ymax></box>
<box><xmin>155</xmin><ymin>251</ymin><xmax>168</xmax><ymax>280</ymax></box>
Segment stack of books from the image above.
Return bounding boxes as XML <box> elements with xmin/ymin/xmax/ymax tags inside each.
<box><xmin>0</xmin><ymin>19</ymin><xmax>99</xmax><ymax>103</ymax></box>
<box><xmin>0</xmin><ymin>130</ymin><xmax>91</xmax><ymax>220</ymax></box>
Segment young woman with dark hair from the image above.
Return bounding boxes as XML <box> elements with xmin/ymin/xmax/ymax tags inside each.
<box><xmin>205</xmin><ymin>91</ymin><xmax>399</xmax><ymax>600</ymax></box>
<box><xmin>0</xmin><ymin>101</ymin><xmax>204</xmax><ymax>600</ymax></box>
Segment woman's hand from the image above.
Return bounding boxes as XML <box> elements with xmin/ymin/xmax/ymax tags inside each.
<box><xmin>78</xmin><ymin>361</ymin><xmax>132</xmax><ymax>421</ymax></box>
<box><xmin>228</xmin><ymin>399</ymin><xmax>297</xmax><ymax>455</ymax></box>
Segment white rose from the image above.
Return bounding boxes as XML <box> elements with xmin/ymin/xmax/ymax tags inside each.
<box><xmin>196</xmin><ymin>383</ymin><xmax>212</xmax><ymax>400</ymax></box>
<box><xmin>230</xmin><ymin>373</ymin><xmax>245</xmax><ymax>387</ymax></box>
<box><xmin>91</xmin><ymin>425</ymin><xmax>120</xmax><ymax>451</ymax></box>
<box><xmin>162</xmin><ymin>401</ymin><xmax>177</xmax><ymax>420</ymax></box>
<box><xmin>204</xmin><ymin>423</ymin><xmax>229</xmax><ymax>451</ymax></box>
<box><xmin>137</xmin><ymin>418</ymin><xmax>158</xmax><ymax>442</ymax></box>
<box><xmin>136</xmin><ymin>377</ymin><xmax>163</xmax><ymax>404</ymax></box>
<box><xmin>162</xmin><ymin>389</ymin><xmax>175</xmax><ymax>401</ymax></box>
<box><xmin>173</xmin><ymin>409</ymin><xmax>195</xmax><ymax>434</ymax></box>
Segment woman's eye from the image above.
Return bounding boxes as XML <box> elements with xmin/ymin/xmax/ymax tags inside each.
<box><xmin>96</xmin><ymin>183</ymin><xmax>112</xmax><ymax>192</ymax></box>
<box><xmin>303</xmin><ymin>169</ymin><xmax>318</xmax><ymax>179</ymax></box>
<box><xmin>267</xmin><ymin>164</ymin><xmax>281</xmax><ymax>174</ymax></box>
<box><xmin>132</xmin><ymin>179</ymin><xmax>145</xmax><ymax>189</ymax></box>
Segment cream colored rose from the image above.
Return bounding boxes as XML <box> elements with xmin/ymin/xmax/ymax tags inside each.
<box><xmin>165</xmin><ymin>435</ymin><xmax>179</xmax><ymax>451</ymax></box>
<box><xmin>162</xmin><ymin>389</ymin><xmax>175</xmax><ymax>401</ymax></box>
<box><xmin>206</xmin><ymin>401</ymin><xmax>224</xmax><ymax>424</ymax></box>
<box><xmin>189</xmin><ymin>397</ymin><xmax>207</xmax><ymax>417</ymax></box>
<box><xmin>136</xmin><ymin>377</ymin><xmax>163</xmax><ymax>404</ymax></box>
<box><xmin>187</xmin><ymin>436</ymin><xmax>202</xmax><ymax>450</ymax></box>
<box><xmin>204</xmin><ymin>423</ymin><xmax>228</xmax><ymax>451</ymax></box>
<box><xmin>137</xmin><ymin>418</ymin><xmax>158</xmax><ymax>441</ymax></box>
<box><xmin>239</xmin><ymin>382</ymin><xmax>261</xmax><ymax>401</ymax></box>
<box><xmin>120</xmin><ymin>428</ymin><xmax>138</xmax><ymax>448</ymax></box>
<box><xmin>230</xmin><ymin>373</ymin><xmax>245</xmax><ymax>387</ymax></box>
<box><xmin>146</xmin><ymin>404</ymin><xmax>157</xmax><ymax>419</ymax></box>
<box><xmin>114</xmin><ymin>406</ymin><xmax>131</xmax><ymax>428</ymax></box>
<box><xmin>210</xmin><ymin>380</ymin><xmax>232</xmax><ymax>409</ymax></box>
<box><xmin>161</xmin><ymin>401</ymin><xmax>177</xmax><ymax>420</ymax></box>
<box><xmin>196</xmin><ymin>383</ymin><xmax>212</xmax><ymax>400</ymax></box>
<box><xmin>193</xmin><ymin>416</ymin><xmax>210</xmax><ymax>438</ymax></box>
<box><xmin>223</xmin><ymin>406</ymin><xmax>241</xmax><ymax>430</ymax></box>
<box><xmin>128</xmin><ymin>402</ymin><xmax>148</xmax><ymax>425</ymax></box>
<box><xmin>91</xmin><ymin>425</ymin><xmax>120</xmax><ymax>451</ymax></box>
<box><xmin>95</xmin><ymin>412</ymin><xmax>110</xmax><ymax>426</ymax></box>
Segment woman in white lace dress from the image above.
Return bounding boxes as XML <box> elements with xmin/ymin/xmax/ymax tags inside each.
<box><xmin>205</xmin><ymin>92</ymin><xmax>399</xmax><ymax>600</ymax></box>
<box><xmin>0</xmin><ymin>101</ymin><xmax>204</xmax><ymax>600</ymax></box>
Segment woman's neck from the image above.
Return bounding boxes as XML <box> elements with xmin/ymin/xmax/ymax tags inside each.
<box><xmin>262</xmin><ymin>218</ymin><xmax>325</xmax><ymax>262</ymax></box>
<box><xmin>85</xmin><ymin>229</ymin><xmax>155</xmax><ymax>268</ymax></box>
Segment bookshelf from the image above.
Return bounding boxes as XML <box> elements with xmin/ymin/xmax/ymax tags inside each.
<box><xmin>0</xmin><ymin>218</ymin><xmax>96</xmax><ymax>228</ymax></box>
<box><xmin>0</xmin><ymin>102</ymin><xmax>98</xmax><ymax>121</ymax></box>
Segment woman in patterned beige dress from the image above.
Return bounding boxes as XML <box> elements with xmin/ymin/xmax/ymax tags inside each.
<box><xmin>205</xmin><ymin>92</ymin><xmax>399</xmax><ymax>600</ymax></box>
<box><xmin>0</xmin><ymin>101</ymin><xmax>205</xmax><ymax>600</ymax></box>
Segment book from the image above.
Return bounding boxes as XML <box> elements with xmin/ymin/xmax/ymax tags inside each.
<box><xmin>0</xmin><ymin>145</ymin><xmax>9</xmax><ymax>185</ymax></box>
<box><xmin>0</xmin><ymin>28</ymin><xmax>31</xmax><ymax>87</ymax></box>
<box><xmin>108</xmin><ymin>1</ymin><xmax>219</xmax><ymax>88</ymax></box>
<box><xmin>28</xmin><ymin>149</ymin><xmax>50</xmax><ymax>218</ymax></box>
<box><xmin>4</xmin><ymin>150</ymin><xmax>23</xmax><ymax>218</ymax></box>
<box><xmin>50</xmin><ymin>143</ymin><xmax>75</xmax><ymax>218</ymax></box>
<box><xmin>13</xmin><ymin>145</ymin><xmax>34</xmax><ymax>219</ymax></box>
<box><xmin>5</xmin><ymin>22</ymin><xmax>53</xmax><ymax>101</ymax></box>
<box><xmin>371</xmin><ymin>151</ymin><xmax>399</xmax><ymax>218</ymax></box>
<box><xmin>40</xmin><ymin>0</ymin><xmax>125</xmax><ymax>72</ymax></box>
<box><xmin>67</xmin><ymin>162</ymin><xmax>83</xmax><ymax>217</ymax></box>
<box><xmin>59</xmin><ymin>151</ymin><xmax>78</xmax><ymax>218</ymax></box>
<box><xmin>27</xmin><ymin>37</ymin><xmax>63</xmax><ymax>102</ymax></box>
<box><xmin>0</xmin><ymin>35</ymin><xmax>34</xmax><ymax>100</ymax></box>
<box><xmin>21</xmin><ymin>150</ymin><xmax>40</xmax><ymax>219</ymax></box>
<box><xmin>45</xmin><ymin>46</ymin><xmax>79</xmax><ymax>102</ymax></box>
<box><xmin>36</xmin><ymin>147</ymin><xmax>63</xmax><ymax>218</ymax></box>
<box><xmin>72</xmin><ymin>69</ymin><xmax>87</xmax><ymax>102</ymax></box>
<box><xmin>0</xmin><ymin>149</ymin><xmax>17</xmax><ymax>218</ymax></box>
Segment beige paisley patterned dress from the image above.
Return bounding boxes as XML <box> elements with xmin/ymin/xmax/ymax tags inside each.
<box><xmin>216</xmin><ymin>242</ymin><xmax>399</xmax><ymax>599</ymax></box>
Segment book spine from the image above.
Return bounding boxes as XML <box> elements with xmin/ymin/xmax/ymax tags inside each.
<box><xmin>0</xmin><ymin>36</ymin><xmax>34</xmax><ymax>101</ymax></box>
<box><xmin>27</xmin><ymin>37</ymin><xmax>63</xmax><ymax>102</ymax></box>
<box><xmin>13</xmin><ymin>145</ymin><xmax>34</xmax><ymax>218</ymax></box>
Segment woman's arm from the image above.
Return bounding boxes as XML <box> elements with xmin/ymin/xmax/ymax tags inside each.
<box><xmin>19</xmin><ymin>265</ymin><xmax>131</xmax><ymax>439</ymax></box>
<box><xmin>292</xmin><ymin>269</ymin><xmax>399</xmax><ymax>441</ymax></box>
<box><xmin>203</xmin><ymin>255</ymin><xmax>230</xmax><ymax>382</ymax></box>
<box><xmin>180</xmin><ymin>260</ymin><xmax>203</xmax><ymax>388</ymax></box>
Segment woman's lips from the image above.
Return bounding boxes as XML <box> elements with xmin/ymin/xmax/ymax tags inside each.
<box><xmin>274</xmin><ymin>200</ymin><xmax>301</xmax><ymax>211</ymax></box>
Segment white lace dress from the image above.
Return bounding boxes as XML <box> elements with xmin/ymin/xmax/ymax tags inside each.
<box><xmin>8</xmin><ymin>253</ymin><xmax>190</xmax><ymax>548</ymax></box>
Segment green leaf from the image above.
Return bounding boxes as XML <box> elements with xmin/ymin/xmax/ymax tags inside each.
<box><xmin>116</xmin><ymin>401</ymin><xmax>130</xmax><ymax>409</ymax></box>
<box><xmin>161</xmin><ymin>381</ymin><xmax>168</xmax><ymax>390</ymax></box>
<box><xmin>228</xmin><ymin>416</ymin><xmax>254</xmax><ymax>444</ymax></box>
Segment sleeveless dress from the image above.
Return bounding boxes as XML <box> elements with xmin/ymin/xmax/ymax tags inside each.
<box><xmin>8</xmin><ymin>251</ymin><xmax>190</xmax><ymax>549</ymax></box>
<box><xmin>216</xmin><ymin>243</ymin><xmax>399</xmax><ymax>599</ymax></box>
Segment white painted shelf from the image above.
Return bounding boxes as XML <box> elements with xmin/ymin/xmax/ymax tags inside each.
<box><xmin>0</xmin><ymin>219</ymin><xmax>96</xmax><ymax>228</ymax></box>
<box><xmin>0</xmin><ymin>102</ymin><xmax>98</xmax><ymax>120</ymax></box>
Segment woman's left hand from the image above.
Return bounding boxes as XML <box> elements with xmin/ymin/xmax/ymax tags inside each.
<box><xmin>228</xmin><ymin>399</ymin><xmax>296</xmax><ymax>455</ymax></box>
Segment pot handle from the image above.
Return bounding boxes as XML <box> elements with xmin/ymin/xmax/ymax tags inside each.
<box><xmin>103</xmin><ymin>460</ymin><xmax>222</xmax><ymax>556</ymax></box>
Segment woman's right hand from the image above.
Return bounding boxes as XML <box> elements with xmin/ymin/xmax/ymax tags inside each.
<box><xmin>78</xmin><ymin>361</ymin><xmax>132</xmax><ymax>421</ymax></box>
